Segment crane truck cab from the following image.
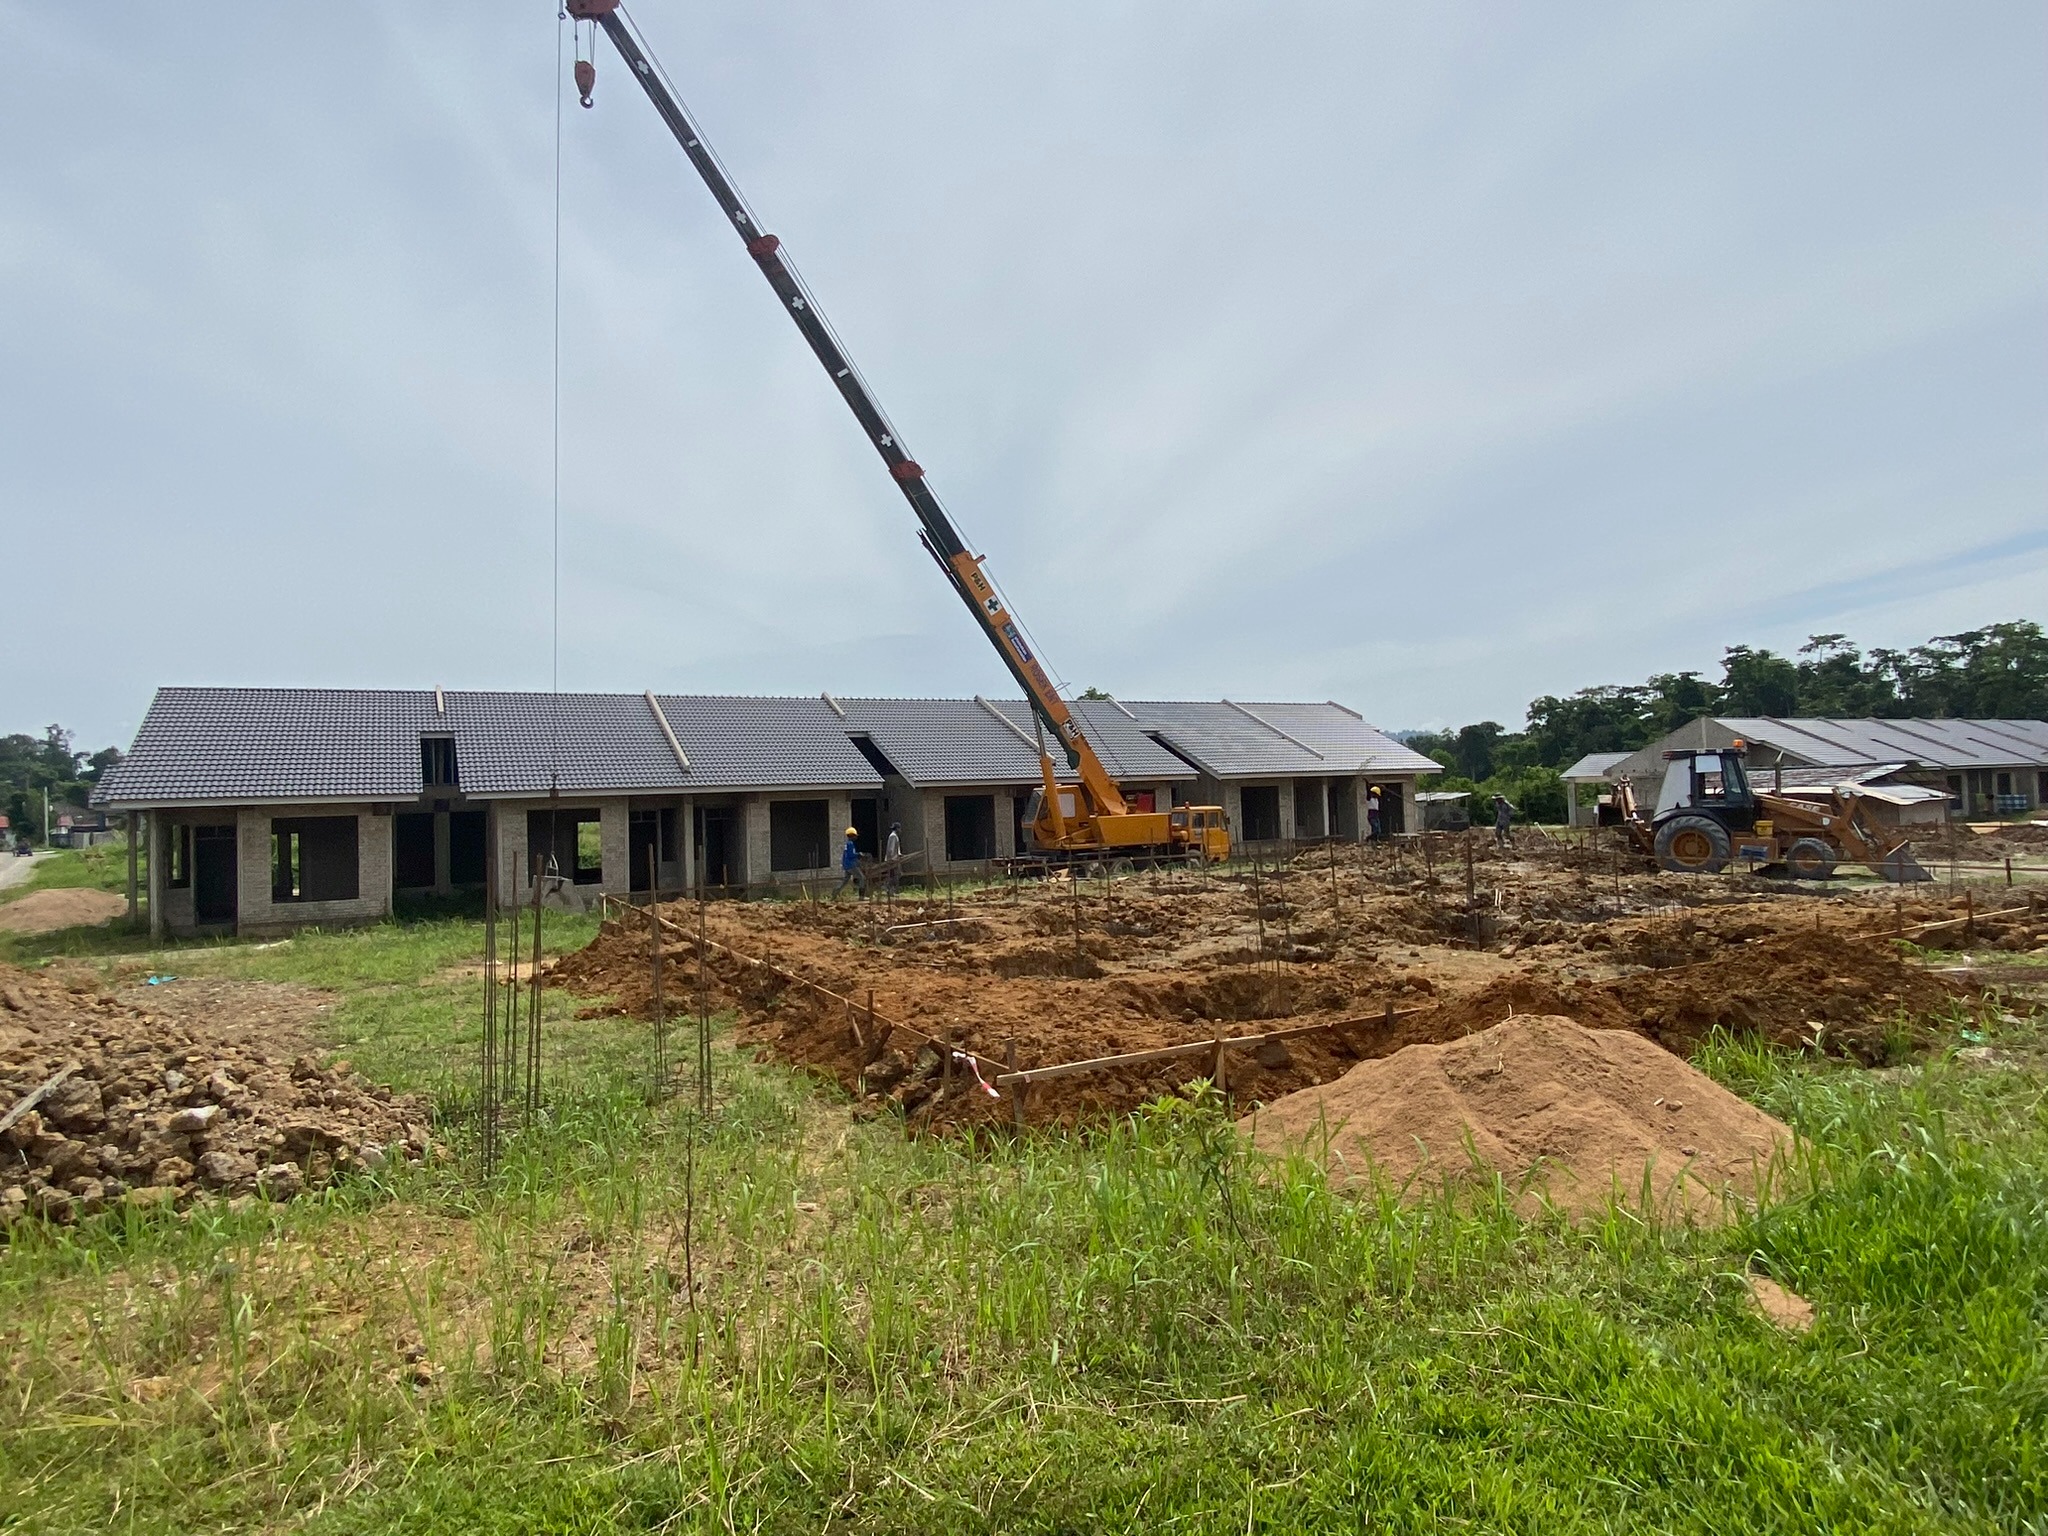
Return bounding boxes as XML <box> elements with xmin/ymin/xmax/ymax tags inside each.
<box><xmin>1166</xmin><ymin>805</ymin><xmax>1232</xmax><ymax>863</ymax></box>
<box><xmin>1018</xmin><ymin>788</ymin><xmax>1231</xmax><ymax>864</ymax></box>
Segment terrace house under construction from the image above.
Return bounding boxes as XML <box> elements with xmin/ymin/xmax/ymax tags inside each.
<box><xmin>94</xmin><ymin>687</ymin><xmax>1440</xmax><ymax>938</ymax></box>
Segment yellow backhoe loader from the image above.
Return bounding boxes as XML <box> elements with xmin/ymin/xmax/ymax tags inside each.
<box><xmin>1603</xmin><ymin>744</ymin><xmax>1930</xmax><ymax>881</ymax></box>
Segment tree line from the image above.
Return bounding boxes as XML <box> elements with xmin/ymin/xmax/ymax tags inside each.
<box><xmin>2</xmin><ymin>726</ymin><xmax>124</xmax><ymax>842</ymax></box>
<box><xmin>1405</xmin><ymin>620</ymin><xmax>2048</xmax><ymax>824</ymax></box>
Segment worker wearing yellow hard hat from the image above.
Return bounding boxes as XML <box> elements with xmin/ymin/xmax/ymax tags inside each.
<box><xmin>836</xmin><ymin>824</ymin><xmax>866</xmax><ymax>900</ymax></box>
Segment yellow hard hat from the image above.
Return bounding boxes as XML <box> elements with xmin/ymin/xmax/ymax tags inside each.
<box><xmin>845</xmin><ymin>826</ymin><xmax>859</xmax><ymax>836</ymax></box>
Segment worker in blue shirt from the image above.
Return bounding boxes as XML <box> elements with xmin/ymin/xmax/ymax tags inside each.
<box><xmin>835</xmin><ymin>825</ymin><xmax>866</xmax><ymax>900</ymax></box>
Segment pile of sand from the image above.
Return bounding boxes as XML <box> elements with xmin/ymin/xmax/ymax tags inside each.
<box><xmin>0</xmin><ymin>888</ymin><xmax>128</xmax><ymax>935</ymax></box>
<box><xmin>0</xmin><ymin>964</ymin><xmax>432</xmax><ymax>1224</ymax></box>
<box><xmin>1241</xmin><ymin>1015</ymin><xmax>1795</xmax><ymax>1222</ymax></box>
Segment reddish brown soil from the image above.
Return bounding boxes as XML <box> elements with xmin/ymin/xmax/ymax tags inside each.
<box><xmin>550</xmin><ymin>842</ymin><xmax>1995</xmax><ymax>1130</ymax></box>
<box><xmin>1241</xmin><ymin>1015</ymin><xmax>1796</xmax><ymax>1222</ymax></box>
<box><xmin>0</xmin><ymin>964</ymin><xmax>432</xmax><ymax>1225</ymax></box>
<box><xmin>0</xmin><ymin>888</ymin><xmax>127</xmax><ymax>934</ymax></box>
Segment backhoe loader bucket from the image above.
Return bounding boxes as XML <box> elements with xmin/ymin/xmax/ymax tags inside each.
<box><xmin>1873</xmin><ymin>846</ymin><xmax>1932</xmax><ymax>883</ymax></box>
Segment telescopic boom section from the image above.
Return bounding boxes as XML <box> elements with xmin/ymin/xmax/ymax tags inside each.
<box><xmin>566</xmin><ymin>1</ymin><xmax>1126</xmax><ymax>821</ymax></box>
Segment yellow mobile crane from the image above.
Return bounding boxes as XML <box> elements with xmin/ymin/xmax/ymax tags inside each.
<box><xmin>566</xmin><ymin>2</ymin><xmax>1228</xmax><ymax>864</ymax></box>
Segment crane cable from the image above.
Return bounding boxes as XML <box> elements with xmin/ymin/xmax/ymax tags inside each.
<box><xmin>548</xmin><ymin>6</ymin><xmax>567</xmax><ymax>789</ymax></box>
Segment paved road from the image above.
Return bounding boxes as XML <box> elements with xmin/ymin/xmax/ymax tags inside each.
<box><xmin>0</xmin><ymin>852</ymin><xmax>43</xmax><ymax>894</ymax></box>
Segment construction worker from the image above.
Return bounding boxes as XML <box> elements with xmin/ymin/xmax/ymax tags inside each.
<box><xmin>1366</xmin><ymin>785</ymin><xmax>1384</xmax><ymax>841</ymax></box>
<box><xmin>1492</xmin><ymin>793</ymin><xmax>1514</xmax><ymax>847</ymax></box>
<box><xmin>883</xmin><ymin>821</ymin><xmax>902</xmax><ymax>896</ymax></box>
<box><xmin>835</xmin><ymin>825</ymin><xmax>866</xmax><ymax>899</ymax></box>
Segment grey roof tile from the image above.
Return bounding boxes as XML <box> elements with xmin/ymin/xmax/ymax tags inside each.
<box><xmin>835</xmin><ymin>698</ymin><xmax>1194</xmax><ymax>788</ymax></box>
<box><xmin>1127</xmin><ymin>701</ymin><xmax>1441</xmax><ymax>780</ymax></box>
<box><xmin>95</xmin><ymin>687</ymin><xmax>881</xmax><ymax>806</ymax></box>
<box><xmin>93</xmin><ymin>688</ymin><xmax>1441</xmax><ymax>808</ymax></box>
<box><xmin>656</xmin><ymin>695</ymin><xmax>883</xmax><ymax>790</ymax></box>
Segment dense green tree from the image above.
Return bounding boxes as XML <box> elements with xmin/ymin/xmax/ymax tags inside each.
<box><xmin>1522</xmin><ymin>686</ymin><xmax>1657</xmax><ymax>768</ymax></box>
<box><xmin>1718</xmin><ymin>645</ymin><xmax>1800</xmax><ymax>715</ymax></box>
<box><xmin>1791</xmin><ymin>634</ymin><xmax>1901</xmax><ymax>717</ymax></box>
<box><xmin>0</xmin><ymin>725</ymin><xmax>122</xmax><ymax>840</ymax></box>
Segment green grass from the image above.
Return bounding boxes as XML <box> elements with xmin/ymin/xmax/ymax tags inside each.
<box><xmin>1</xmin><ymin>914</ymin><xmax>2044</xmax><ymax>1532</ymax></box>
<box><xmin>0</xmin><ymin>841</ymin><xmax>134</xmax><ymax>902</ymax></box>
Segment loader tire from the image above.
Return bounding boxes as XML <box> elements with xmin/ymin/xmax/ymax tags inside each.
<box><xmin>1654</xmin><ymin>815</ymin><xmax>1731</xmax><ymax>875</ymax></box>
<box><xmin>1783</xmin><ymin>837</ymin><xmax>1837</xmax><ymax>881</ymax></box>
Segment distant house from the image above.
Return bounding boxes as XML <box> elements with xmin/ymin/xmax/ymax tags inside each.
<box><xmin>1607</xmin><ymin>717</ymin><xmax>2048</xmax><ymax>821</ymax></box>
<box><xmin>1560</xmin><ymin>751</ymin><xmax>1632</xmax><ymax>828</ymax></box>
<box><xmin>94</xmin><ymin>687</ymin><xmax>1438</xmax><ymax>937</ymax></box>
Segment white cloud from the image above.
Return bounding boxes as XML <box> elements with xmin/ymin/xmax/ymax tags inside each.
<box><xmin>2</xmin><ymin>1</ymin><xmax>2041</xmax><ymax>748</ymax></box>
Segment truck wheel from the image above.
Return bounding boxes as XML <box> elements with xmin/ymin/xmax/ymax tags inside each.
<box><xmin>1654</xmin><ymin>815</ymin><xmax>1731</xmax><ymax>874</ymax></box>
<box><xmin>1784</xmin><ymin>837</ymin><xmax>1837</xmax><ymax>880</ymax></box>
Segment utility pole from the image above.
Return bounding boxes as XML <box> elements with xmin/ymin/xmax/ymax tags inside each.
<box><xmin>42</xmin><ymin>787</ymin><xmax>49</xmax><ymax>851</ymax></box>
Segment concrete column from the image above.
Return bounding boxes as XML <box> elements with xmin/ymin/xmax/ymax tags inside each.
<box><xmin>922</xmin><ymin>792</ymin><xmax>948</xmax><ymax>875</ymax></box>
<box><xmin>495</xmin><ymin>801</ymin><xmax>530</xmax><ymax>908</ymax></box>
<box><xmin>827</xmin><ymin>792</ymin><xmax>852</xmax><ymax>865</ymax></box>
<box><xmin>600</xmin><ymin>801</ymin><xmax>631</xmax><ymax>894</ymax></box>
<box><xmin>147</xmin><ymin>811</ymin><xmax>164</xmax><ymax>941</ymax></box>
<box><xmin>743</xmin><ymin>797</ymin><xmax>771</xmax><ymax>887</ymax></box>
<box><xmin>432</xmin><ymin>810</ymin><xmax>453</xmax><ymax>896</ymax></box>
<box><xmin>238</xmin><ymin>806</ymin><xmax>269</xmax><ymax>934</ymax></box>
<box><xmin>995</xmin><ymin>792</ymin><xmax>1017</xmax><ymax>859</ymax></box>
<box><xmin>682</xmin><ymin>796</ymin><xmax>697</xmax><ymax>892</ymax></box>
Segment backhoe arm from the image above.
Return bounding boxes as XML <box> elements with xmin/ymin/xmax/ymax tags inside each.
<box><xmin>567</xmin><ymin>1</ymin><xmax>1126</xmax><ymax>818</ymax></box>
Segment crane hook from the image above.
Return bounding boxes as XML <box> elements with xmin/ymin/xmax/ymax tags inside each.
<box><xmin>575</xmin><ymin>58</ymin><xmax>596</xmax><ymax>108</ymax></box>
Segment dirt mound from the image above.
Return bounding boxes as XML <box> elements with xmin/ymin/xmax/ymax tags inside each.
<box><xmin>0</xmin><ymin>964</ymin><xmax>433</xmax><ymax>1225</ymax></box>
<box><xmin>0</xmin><ymin>888</ymin><xmax>128</xmax><ymax>934</ymax></box>
<box><xmin>1242</xmin><ymin>1015</ymin><xmax>1795</xmax><ymax>1222</ymax></box>
<box><xmin>1415</xmin><ymin>930</ymin><xmax>1970</xmax><ymax>1064</ymax></box>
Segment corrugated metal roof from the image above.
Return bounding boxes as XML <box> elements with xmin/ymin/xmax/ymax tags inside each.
<box><xmin>1608</xmin><ymin>716</ymin><xmax>2048</xmax><ymax>788</ymax></box>
<box><xmin>1771</xmin><ymin>762</ymin><xmax>1909</xmax><ymax>790</ymax></box>
<box><xmin>1560</xmin><ymin>751</ymin><xmax>1632</xmax><ymax>782</ymax></box>
<box><xmin>835</xmin><ymin>698</ymin><xmax>1194</xmax><ymax>788</ymax></box>
<box><xmin>1716</xmin><ymin>717</ymin><xmax>2048</xmax><ymax>770</ymax></box>
<box><xmin>1128</xmin><ymin>701</ymin><xmax>1441</xmax><ymax>780</ymax></box>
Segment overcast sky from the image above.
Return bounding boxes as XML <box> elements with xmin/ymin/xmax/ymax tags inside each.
<box><xmin>5</xmin><ymin>2</ymin><xmax>2043</xmax><ymax>753</ymax></box>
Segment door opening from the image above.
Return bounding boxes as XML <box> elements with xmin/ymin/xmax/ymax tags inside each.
<box><xmin>194</xmin><ymin>824</ymin><xmax>237</xmax><ymax>925</ymax></box>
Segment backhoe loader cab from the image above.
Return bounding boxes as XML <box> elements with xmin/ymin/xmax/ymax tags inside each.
<box><xmin>1647</xmin><ymin>748</ymin><xmax>1773</xmax><ymax>874</ymax></box>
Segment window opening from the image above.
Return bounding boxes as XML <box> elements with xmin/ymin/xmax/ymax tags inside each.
<box><xmin>769</xmin><ymin>800</ymin><xmax>831</xmax><ymax>873</ymax></box>
<box><xmin>1239</xmin><ymin>785</ymin><xmax>1281</xmax><ymax>841</ymax></box>
<box><xmin>270</xmin><ymin>816</ymin><xmax>359</xmax><ymax>903</ymax></box>
<box><xmin>527</xmin><ymin>809</ymin><xmax>603</xmax><ymax>886</ymax></box>
<box><xmin>943</xmin><ymin>795</ymin><xmax>996</xmax><ymax>862</ymax></box>
<box><xmin>167</xmin><ymin>824</ymin><xmax>192</xmax><ymax>888</ymax></box>
<box><xmin>395</xmin><ymin>812</ymin><xmax>436</xmax><ymax>888</ymax></box>
<box><xmin>421</xmin><ymin>736</ymin><xmax>458</xmax><ymax>788</ymax></box>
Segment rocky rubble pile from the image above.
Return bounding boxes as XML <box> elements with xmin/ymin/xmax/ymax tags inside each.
<box><xmin>0</xmin><ymin>964</ymin><xmax>432</xmax><ymax>1225</ymax></box>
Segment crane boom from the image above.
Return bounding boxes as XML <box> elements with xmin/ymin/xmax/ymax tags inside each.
<box><xmin>566</xmin><ymin>0</ymin><xmax>1126</xmax><ymax>824</ymax></box>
